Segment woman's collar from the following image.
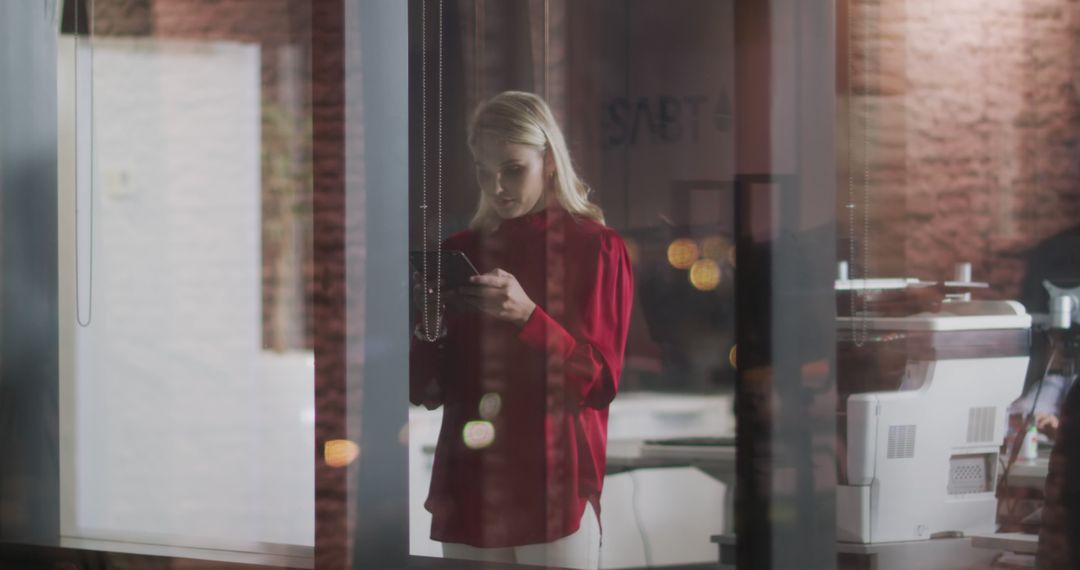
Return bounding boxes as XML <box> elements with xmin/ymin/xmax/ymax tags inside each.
<box><xmin>495</xmin><ymin>205</ymin><xmax>566</xmax><ymax>233</ymax></box>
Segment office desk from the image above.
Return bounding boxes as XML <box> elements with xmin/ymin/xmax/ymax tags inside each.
<box><xmin>604</xmin><ymin>439</ymin><xmax>678</xmax><ymax>473</ymax></box>
<box><xmin>606</xmin><ymin>438</ymin><xmax>736</xmax><ymax>482</ymax></box>
<box><xmin>975</xmin><ymin>452</ymin><xmax>1050</xmax><ymax>568</ymax></box>
<box><xmin>607</xmin><ymin>438</ymin><xmax>737</xmax><ymax>535</ymax></box>
<box><xmin>640</xmin><ymin>441</ymin><xmax>736</xmax><ymax>483</ymax></box>
<box><xmin>409</xmin><ymin>398</ymin><xmax>735</xmax><ymax>565</ymax></box>
<box><xmin>970</xmin><ymin>532</ymin><xmax>1038</xmax><ymax>555</ymax></box>
<box><xmin>970</xmin><ymin>533</ymin><xmax>1038</xmax><ymax>569</ymax></box>
<box><xmin>1004</xmin><ymin>453</ymin><xmax>1050</xmax><ymax>492</ymax></box>
<box><xmin>712</xmin><ymin>534</ymin><xmax>1001</xmax><ymax>570</ymax></box>
<box><xmin>699</xmin><ymin>450</ymin><xmax>1050</xmax><ymax>569</ymax></box>
<box><xmin>421</xmin><ymin>439</ymin><xmax>734</xmax><ymax>475</ymax></box>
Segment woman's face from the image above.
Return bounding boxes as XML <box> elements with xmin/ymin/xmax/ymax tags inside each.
<box><xmin>473</xmin><ymin>135</ymin><xmax>551</xmax><ymax>220</ymax></box>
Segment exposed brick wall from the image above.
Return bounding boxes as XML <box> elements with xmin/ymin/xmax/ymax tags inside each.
<box><xmin>92</xmin><ymin>0</ymin><xmax>339</xmax><ymax>561</ymax></box>
<box><xmin>309</xmin><ymin>1</ymin><xmax>349</xmax><ymax>566</ymax></box>
<box><xmin>91</xmin><ymin>0</ymin><xmax>154</xmax><ymax>36</ymax></box>
<box><xmin>150</xmin><ymin>0</ymin><xmax>312</xmax><ymax>86</ymax></box>
<box><xmin>846</xmin><ymin>0</ymin><xmax>1080</xmax><ymax>299</ymax></box>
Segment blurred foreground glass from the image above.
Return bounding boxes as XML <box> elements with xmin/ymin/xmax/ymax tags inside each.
<box><xmin>54</xmin><ymin>0</ymin><xmax>314</xmax><ymax>564</ymax></box>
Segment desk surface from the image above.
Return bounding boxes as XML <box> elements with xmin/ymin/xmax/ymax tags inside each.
<box><xmin>607</xmin><ymin>438</ymin><xmax>736</xmax><ymax>483</ymax></box>
<box><xmin>422</xmin><ymin>437</ymin><xmax>735</xmax><ymax>474</ymax></box>
<box><xmin>1005</xmin><ymin>452</ymin><xmax>1050</xmax><ymax>492</ymax></box>
<box><xmin>970</xmin><ymin>532</ymin><xmax>1039</xmax><ymax>555</ymax></box>
<box><xmin>711</xmin><ymin>534</ymin><xmax>1002</xmax><ymax>570</ymax></box>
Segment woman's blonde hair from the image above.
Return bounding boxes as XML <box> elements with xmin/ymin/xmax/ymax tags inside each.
<box><xmin>467</xmin><ymin>91</ymin><xmax>604</xmax><ymax>231</ymax></box>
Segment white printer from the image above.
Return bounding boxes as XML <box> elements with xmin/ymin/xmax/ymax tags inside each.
<box><xmin>836</xmin><ymin>299</ymin><xmax>1030</xmax><ymax>543</ymax></box>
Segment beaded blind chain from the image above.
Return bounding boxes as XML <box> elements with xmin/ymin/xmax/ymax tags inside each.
<box><xmin>847</xmin><ymin>0</ymin><xmax>872</xmax><ymax>347</ymax></box>
<box><xmin>420</xmin><ymin>0</ymin><xmax>445</xmax><ymax>341</ymax></box>
<box><xmin>75</xmin><ymin>0</ymin><xmax>96</xmax><ymax>328</ymax></box>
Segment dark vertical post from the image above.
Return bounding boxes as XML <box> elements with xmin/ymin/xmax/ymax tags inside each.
<box><xmin>350</xmin><ymin>0</ymin><xmax>410</xmax><ymax>567</ymax></box>
<box><xmin>0</xmin><ymin>0</ymin><xmax>60</xmax><ymax>544</ymax></box>
<box><xmin>734</xmin><ymin>1</ymin><xmax>837</xmax><ymax>569</ymax></box>
<box><xmin>782</xmin><ymin>2</ymin><xmax>839</xmax><ymax>568</ymax></box>
<box><xmin>733</xmin><ymin>0</ymin><xmax>776</xmax><ymax>567</ymax></box>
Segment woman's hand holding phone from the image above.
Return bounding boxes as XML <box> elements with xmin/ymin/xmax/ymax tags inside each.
<box><xmin>409</xmin><ymin>251</ymin><xmax>479</xmax><ymax>316</ymax></box>
<box><xmin>412</xmin><ymin>271</ymin><xmax>468</xmax><ymax>315</ymax></box>
<box><xmin>459</xmin><ymin>268</ymin><xmax>537</xmax><ymax>328</ymax></box>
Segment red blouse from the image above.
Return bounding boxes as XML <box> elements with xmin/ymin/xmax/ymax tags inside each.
<box><xmin>410</xmin><ymin>207</ymin><xmax>634</xmax><ymax>548</ymax></box>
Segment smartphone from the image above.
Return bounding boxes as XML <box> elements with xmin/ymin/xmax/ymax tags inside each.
<box><xmin>409</xmin><ymin>250</ymin><xmax>480</xmax><ymax>290</ymax></box>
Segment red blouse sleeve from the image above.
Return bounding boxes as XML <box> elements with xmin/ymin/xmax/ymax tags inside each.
<box><xmin>517</xmin><ymin>231</ymin><xmax>634</xmax><ymax>409</ymax></box>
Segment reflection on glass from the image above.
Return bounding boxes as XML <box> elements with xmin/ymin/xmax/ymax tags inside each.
<box><xmin>461</xmin><ymin>421</ymin><xmax>496</xmax><ymax>450</ymax></box>
<box><xmin>54</xmin><ymin>0</ymin><xmax>314</xmax><ymax>560</ymax></box>
<box><xmin>408</xmin><ymin>1</ymin><xmax>736</xmax><ymax>568</ymax></box>
<box><xmin>478</xmin><ymin>392</ymin><xmax>503</xmax><ymax>420</ymax></box>
<box><xmin>689</xmin><ymin>258</ymin><xmax>721</xmax><ymax>291</ymax></box>
<box><xmin>832</xmin><ymin>0</ymin><xmax>1080</xmax><ymax>567</ymax></box>
<box><xmin>324</xmin><ymin>439</ymin><xmax>361</xmax><ymax>468</ymax></box>
<box><xmin>667</xmin><ymin>238</ymin><xmax>700</xmax><ymax>270</ymax></box>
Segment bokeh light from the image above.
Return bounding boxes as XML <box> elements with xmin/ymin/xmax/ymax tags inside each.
<box><xmin>729</xmin><ymin>345</ymin><xmax>737</xmax><ymax>369</ymax></box>
<box><xmin>324</xmin><ymin>439</ymin><xmax>360</xmax><ymax>468</ymax></box>
<box><xmin>689</xmin><ymin>259</ymin><xmax>722</xmax><ymax>291</ymax></box>
<box><xmin>667</xmin><ymin>238</ymin><xmax>700</xmax><ymax>270</ymax></box>
<box><xmin>701</xmin><ymin>235</ymin><xmax>731</xmax><ymax>261</ymax></box>
<box><xmin>479</xmin><ymin>393</ymin><xmax>502</xmax><ymax>420</ymax></box>
<box><xmin>462</xmin><ymin>420</ymin><xmax>496</xmax><ymax>449</ymax></box>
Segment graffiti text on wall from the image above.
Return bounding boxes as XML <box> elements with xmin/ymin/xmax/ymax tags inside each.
<box><xmin>603</xmin><ymin>93</ymin><xmax>733</xmax><ymax>148</ymax></box>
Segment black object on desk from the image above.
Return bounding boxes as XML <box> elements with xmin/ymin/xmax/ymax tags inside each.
<box><xmin>644</xmin><ymin>436</ymin><xmax>736</xmax><ymax>447</ymax></box>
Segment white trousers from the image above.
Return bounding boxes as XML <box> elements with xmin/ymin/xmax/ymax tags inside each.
<box><xmin>441</xmin><ymin>503</ymin><xmax>601</xmax><ymax>569</ymax></box>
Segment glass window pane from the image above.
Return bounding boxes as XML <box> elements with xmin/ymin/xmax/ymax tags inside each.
<box><xmin>56</xmin><ymin>0</ymin><xmax>313</xmax><ymax>564</ymax></box>
<box><xmin>7</xmin><ymin>0</ymin><xmax>1080</xmax><ymax>568</ymax></box>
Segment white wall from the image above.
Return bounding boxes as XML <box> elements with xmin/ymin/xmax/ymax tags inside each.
<box><xmin>58</xmin><ymin>37</ymin><xmax>314</xmax><ymax>551</ymax></box>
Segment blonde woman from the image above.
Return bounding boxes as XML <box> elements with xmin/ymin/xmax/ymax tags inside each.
<box><xmin>411</xmin><ymin>91</ymin><xmax>634</xmax><ymax>569</ymax></box>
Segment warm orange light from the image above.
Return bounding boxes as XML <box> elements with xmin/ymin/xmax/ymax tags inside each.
<box><xmin>729</xmin><ymin>345</ymin><xmax>737</xmax><ymax>369</ymax></box>
<box><xmin>463</xmin><ymin>421</ymin><xmax>496</xmax><ymax>449</ymax></box>
<box><xmin>324</xmin><ymin>439</ymin><xmax>360</xmax><ymax>467</ymax></box>
<box><xmin>667</xmin><ymin>238</ymin><xmax>700</xmax><ymax>269</ymax></box>
<box><xmin>701</xmin><ymin>236</ymin><xmax>730</xmax><ymax>260</ymax></box>
<box><xmin>689</xmin><ymin>259</ymin><xmax>722</xmax><ymax>291</ymax></box>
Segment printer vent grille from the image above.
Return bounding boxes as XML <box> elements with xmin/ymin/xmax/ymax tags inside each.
<box><xmin>887</xmin><ymin>425</ymin><xmax>916</xmax><ymax>459</ymax></box>
<box><xmin>948</xmin><ymin>454</ymin><xmax>992</xmax><ymax>494</ymax></box>
<box><xmin>967</xmin><ymin>406</ymin><xmax>996</xmax><ymax>443</ymax></box>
